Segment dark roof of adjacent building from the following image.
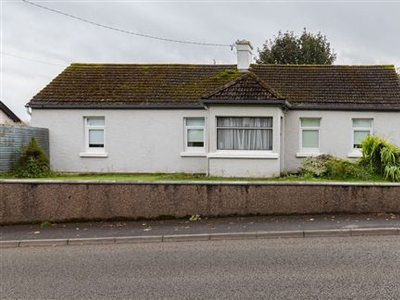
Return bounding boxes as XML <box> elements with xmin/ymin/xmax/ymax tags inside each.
<box><xmin>27</xmin><ymin>63</ymin><xmax>400</xmax><ymax>110</ymax></box>
<box><xmin>0</xmin><ymin>100</ymin><xmax>22</xmax><ymax>123</ymax></box>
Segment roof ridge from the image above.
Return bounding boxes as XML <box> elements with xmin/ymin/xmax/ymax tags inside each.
<box><xmin>69</xmin><ymin>63</ymin><xmax>236</xmax><ymax>67</ymax></box>
<box><xmin>251</xmin><ymin>64</ymin><xmax>395</xmax><ymax>68</ymax></box>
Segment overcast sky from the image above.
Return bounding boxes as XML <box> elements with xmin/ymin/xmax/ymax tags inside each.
<box><xmin>1</xmin><ymin>0</ymin><xmax>400</xmax><ymax>121</ymax></box>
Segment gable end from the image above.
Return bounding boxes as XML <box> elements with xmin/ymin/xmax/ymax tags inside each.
<box><xmin>202</xmin><ymin>72</ymin><xmax>284</xmax><ymax>101</ymax></box>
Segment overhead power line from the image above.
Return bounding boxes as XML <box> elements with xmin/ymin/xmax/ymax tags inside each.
<box><xmin>1</xmin><ymin>51</ymin><xmax>67</xmax><ymax>67</ymax></box>
<box><xmin>22</xmin><ymin>0</ymin><xmax>233</xmax><ymax>48</ymax></box>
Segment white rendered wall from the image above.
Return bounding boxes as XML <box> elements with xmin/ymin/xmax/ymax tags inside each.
<box><xmin>31</xmin><ymin>109</ymin><xmax>208</xmax><ymax>173</ymax></box>
<box><xmin>207</xmin><ymin>105</ymin><xmax>283</xmax><ymax>177</ymax></box>
<box><xmin>284</xmin><ymin>110</ymin><xmax>400</xmax><ymax>173</ymax></box>
<box><xmin>31</xmin><ymin>107</ymin><xmax>399</xmax><ymax>176</ymax></box>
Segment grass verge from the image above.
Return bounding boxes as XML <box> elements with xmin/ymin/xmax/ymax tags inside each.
<box><xmin>0</xmin><ymin>172</ymin><xmax>388</xmax><ymax>182</ymax></box>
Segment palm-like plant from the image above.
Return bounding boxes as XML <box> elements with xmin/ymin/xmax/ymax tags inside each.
<box><xmin>361</xmin><ymin>135</ymin><xmax>400</xmax><ymax>182</ymax></box>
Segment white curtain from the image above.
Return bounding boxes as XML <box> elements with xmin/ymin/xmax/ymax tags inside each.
<box><xmin>89</xmin><ymin>129</ymin><xmax>104</xmax><ymax>147</ymax></box>
<box><xmin>217</xmin><ymin>117</ymin><xmax>272</xmax><ymax>150</ymax></box>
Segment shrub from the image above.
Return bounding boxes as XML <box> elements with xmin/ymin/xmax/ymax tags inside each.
<box><xmin>301</xmin><ymin>154</ymin><xmax>377</xmax><ymax>181</ymax></box>
<box><xmin>325</xmin><ymin>158</ymin><xmax>357</xmax><ymax>179</ymax></box>
<box><xmin>325</xmin><ymin>158</ymin><xmax>375</xmax><ymax>180</ymax></box>
<box><xmin>361</xmin><ymin>135</ymin><xmax>400</xmax><ymax>182</ymax></box>
<box><xmin>300</xmin><ymin>154</ymin><xmax>335</xmax><ymax>177</ymax></box>
<box><xmin>8</xmin><ymin>137</ymin><xmax>53</xmax><ymax>178</ymax></box>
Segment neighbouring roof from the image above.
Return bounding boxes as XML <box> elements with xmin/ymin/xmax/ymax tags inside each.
<box><xmin>27</xmin><ymin>63</ymin><xmax>400</xmax><ymax>110</ymax></box>
<box><xmin>0</xmin><ymin>100</ymin><xmax>22</xmax><ymax>123</ymax></box>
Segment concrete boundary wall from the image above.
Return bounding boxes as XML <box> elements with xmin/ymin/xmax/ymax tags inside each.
<box><xmin>1</xmin><ymin>180</ymin><xmax>399</xmax><ymax>225</ymax></box>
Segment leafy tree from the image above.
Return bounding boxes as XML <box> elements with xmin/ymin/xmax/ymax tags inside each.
<box><xmin>257</xmin><ymin>28</ymin><xmax>336</xmax><ymax>65</ymax></box>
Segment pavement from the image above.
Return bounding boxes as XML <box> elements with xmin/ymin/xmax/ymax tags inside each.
<box><xmin>1</xmin><ymin>213</ymin><xmax>399</xmax><ymax>248</ymax></box>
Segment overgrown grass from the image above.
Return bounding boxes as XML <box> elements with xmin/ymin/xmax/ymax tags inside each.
<box><xmin>51</xmin><ymin>172</ymin><xmax>211</xmax><ymax>181</ymax></box>
<box><xmin>0</xmin><ymin>171</ymin><xmax>267</xmax><ymax>181</ymax></box>
<box><xmin>0</xmin><ymin>171</ymin><xmax>388</xmax><ymax>182</ymax></box>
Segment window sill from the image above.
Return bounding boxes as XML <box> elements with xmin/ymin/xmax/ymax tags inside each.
<box><xmin>180</xmin><ymin>152</ymin><xmax>207</xmax><ymax>157</ymax></box>
<box><xmin>296</xmin><ymin>152</ymin><xmax>322</xmax><ymax>158</ymax></box>
<box><xmin>348</xmin><ymin>151</ymin><xmax>362</xmax><ymax>158</ymax></box>
<box><xmin>208</xmin><ymin>151</ymin><xmax>278</xmax><ymax>159</ymax></box>
<box><xmin>80</xmin><ymin>152</ymin><xmax>108</xmax><ymax>158</ymax></box>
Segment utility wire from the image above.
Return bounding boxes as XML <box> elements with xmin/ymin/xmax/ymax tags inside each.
<box><xmin>22</xmin><ymin>0</ymin><xmax>233</xmax><ymax>48</ymax></box>
<box><xmin>1</xmin><ymin>51</ymin><xmax>67</xmax><ymax>67</ymax></box>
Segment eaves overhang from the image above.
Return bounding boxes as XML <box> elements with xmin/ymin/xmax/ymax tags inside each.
<box><xmin>26</xmin><ymin>101</ymin><xmax>400</xmax><ymax>112</ymax></box>
<box><xmin>290</xmin><ymin>103</ymin><xmax>400</xmax><ymax>112</ymax></box>
<box><xmin>202</xmin><ymin>99</ymin><xmax>291</xmax><ymax>109</ymax></box>
<box><xmin>26</xmin><ymin>103</ymin><xmax>206</xmax><ymax>110</ymax></box>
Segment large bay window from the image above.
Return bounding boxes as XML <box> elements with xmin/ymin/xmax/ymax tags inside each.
<box><xmin>352</xmin><ymin>118</ymin><xmax>372</xmax><ymax>149</ymax></box>
<box><xmin>217</xmin><ymin>117</ymin><xmax>273</xmax><ymax>151</ymax></box>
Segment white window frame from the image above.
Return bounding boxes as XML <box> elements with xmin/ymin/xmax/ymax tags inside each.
<box><xmin>182</xmin><ymin>117</ymin><xmax>206</xmax><ymax>155</ymax></box>
<box><xmin>80</xmin><ymin>116</ymin><xmax>107</xmax><ymax>157</ymax></box>
<box><xmin>216</xmin><ymin>117</ymin><xmax>273</xmax><ymax>151</ymax></box>
<box><xmin>298</xmin><ymin>118</ymin><xmax>321</xmax><ymax>156</ymax></box>
<box><xmin>352</xmin><ymin>118</ymin><xmax>373</xmax><ymax>150</ymax></box>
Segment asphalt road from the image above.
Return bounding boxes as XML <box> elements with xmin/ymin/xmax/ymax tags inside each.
<box><xmin>1</xmin><ymin>236</ymin><xmax>399</xmax><ymax>299</ymax></box>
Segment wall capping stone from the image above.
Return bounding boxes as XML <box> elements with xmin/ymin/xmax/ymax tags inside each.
<box><xmin>1</xmin><ymin>179</ymin><xmax>399</xmax><ymax>187</ymax></box>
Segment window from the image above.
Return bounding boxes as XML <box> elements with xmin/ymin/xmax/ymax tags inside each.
<box><xmin>184</xmin><ymin>118</ymin><xmax>205</xmax><ymax>152</ymax></box>
<box><xmin>352</xmin><ymin>118</ymin><xmax>372</xmax><ymax>148</ymax></box>
<box><xmin>85</xmin><ymin>117</ymin><xmax>105</xmax><ymax>151</ymax></box>
<box><xmin>217</xmin><ymin>117</ymin><xmax>273</xmax><ymax>150</ymax></box>
<box><xmin>300</xmin><ymin>118</ymin><xmax>321</xmax><ymax>151</ymax></box>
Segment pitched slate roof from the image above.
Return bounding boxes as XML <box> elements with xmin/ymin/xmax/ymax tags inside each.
<box><xmin>28</xmin><ymin>63</ymin><xmax>400</xmax><ymax>110</ymax></box>
<box><xmin>202</xmin><ymin>72</ymin><xmax>284</xmax><ymax>101</ymax></box>
<box><xmin>252</xmin><ymin>64</ymin><xmax>400</xmax><ymax>109</ymax></box>
<box><xmin>28</xmin><ymin>64</ymin><xmax>242</xmax><ymax>107</ymax></box>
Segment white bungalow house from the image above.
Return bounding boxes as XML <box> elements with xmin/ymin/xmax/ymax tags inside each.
<box><xmin>27</xmin><ymin>41</ymin><xmax>400</xmax><ymax>177</ymax></box>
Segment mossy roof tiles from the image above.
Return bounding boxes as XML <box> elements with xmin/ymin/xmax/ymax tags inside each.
<box><xmin>202</xmin><ymin>72</ymin><xmax>284</xmax><ymax>101</ymax></box>
<box><xmin>28</xmin><ymin>63</ymin><xmax>400</xmax><ymax>109</ymax></box>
